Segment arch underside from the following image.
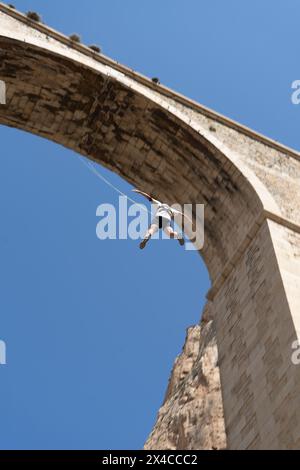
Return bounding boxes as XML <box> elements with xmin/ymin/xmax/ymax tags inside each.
<box><xmin>3</xmin><ymin>12</ymin><xmax>300</xmax><ymax>450</ymax></box>
<box><xmin>0</xmin><ymin>37</ymin><xmax>263</xmax><ymax>281</ymax></box>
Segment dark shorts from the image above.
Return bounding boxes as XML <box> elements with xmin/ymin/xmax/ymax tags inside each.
<box><xmin>152</xmin><ymin>216</ymin><xmax>170</xmax><ymax>230</ymax></box>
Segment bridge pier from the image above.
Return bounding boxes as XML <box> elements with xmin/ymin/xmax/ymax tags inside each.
<box><xmin>1</xmin><ymin>3</ymin><xmax>300</xmax><ymax>449</ymax></box>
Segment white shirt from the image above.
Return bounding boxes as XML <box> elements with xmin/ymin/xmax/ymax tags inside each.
<box><xmin>152</xmin><ymin>199</ymin><xmax>180</xmax><ymax>221</ymax></box>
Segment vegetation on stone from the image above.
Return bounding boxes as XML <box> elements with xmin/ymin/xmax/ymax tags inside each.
<box><xmin>26</xmin><ymin>11</ymin><xmax>41</xmax><ymax>22</ymax></box>
<box><xmin>69</xmin><ymin>34</ymin><xmax>81</xmax><ymax>43</ymax></box>
<box><xmin>89</xmin><ymin>45</ymin><xmax>101</xmax><ymax>53</ymax></box>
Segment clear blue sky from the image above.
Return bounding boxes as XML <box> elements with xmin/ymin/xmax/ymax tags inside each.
<box><xmin>0</xmin><ymin>0</ymin><xmax>299</xmax><ymax>450</ymax></box>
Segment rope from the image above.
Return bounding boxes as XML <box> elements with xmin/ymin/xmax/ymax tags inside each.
<box><xmin>78</xmin><ymin>156</ymin><xmax>152</xmax><ymax>216</ymax></box>
<box><xmin>78</xmin><ymin>156</ymin><xmax>185</xmax><ymax>238</ymax></box>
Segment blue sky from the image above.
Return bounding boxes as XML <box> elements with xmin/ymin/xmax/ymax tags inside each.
<box><xmin>0</xmin><ymin>0</ymin><xmax>299</xmax><ymax>450</ymax></box>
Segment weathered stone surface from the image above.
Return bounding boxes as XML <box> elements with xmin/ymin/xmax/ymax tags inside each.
<box><xmin>144</xmin><ymin>309</ymin><xmax>226</xmax><ymax>450</ymax></box>
<box><xmin>1</xmin><ymin>4</ymin><xmax>300</xmax><ymax>449</ymax></box>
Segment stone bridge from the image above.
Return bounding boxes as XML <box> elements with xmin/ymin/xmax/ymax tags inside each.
<box><xmin>1</xmin><ymin>3</ymin><xmax>300</xmax><ymax>449</ymax></box>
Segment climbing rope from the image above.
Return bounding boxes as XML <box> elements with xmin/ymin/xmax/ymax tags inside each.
<box><xmin>78</xmin><ymin>156</ymin><xmax>151</xmax><ymax>216</ymax></box>
<box><xmin>78</xmin><ymin>156</ymin><xmax>187</xmax><ymax>239</ymax></box>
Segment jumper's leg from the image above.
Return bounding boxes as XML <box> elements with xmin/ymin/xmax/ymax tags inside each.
<box><xmin>164</xmin><ymin>225</ymin><xmax>185</xmax><ymax>246</ymax></box>
<box><xmin>140</xmin><ymin>223</ymin><xmax>159</xmax><ymax>250</ymax></box>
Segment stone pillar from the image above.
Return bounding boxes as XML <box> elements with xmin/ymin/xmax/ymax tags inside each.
<box><xmin>211</xmin><ymin>215</ymin><xmax>300</xmax><ymax>449</ymax></box>
<box><xmin>1</xmin><ymin>3</ymin><xmax>300</xmax><ymax>450</ymax></box>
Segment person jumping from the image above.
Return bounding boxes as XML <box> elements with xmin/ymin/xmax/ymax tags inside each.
<box><xmin>132</xmin><ymin>189</ymin><xmax>187</xmax><ymax>250</ymax></box>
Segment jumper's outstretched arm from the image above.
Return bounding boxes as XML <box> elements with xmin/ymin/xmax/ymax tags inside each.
<box><xmin>172</xmin><ymin>209</ymin><xmax>193</xmax><ymax>225</ymax></box>
<box><xmin>180</xmin><ymin>212</ymin><xmax>193</xmax><ymax>225</ymax></box>
<box><xmin>132</xmin><ymin>189</ymin><xmax>159</xmax><ymax>204</ymax></box>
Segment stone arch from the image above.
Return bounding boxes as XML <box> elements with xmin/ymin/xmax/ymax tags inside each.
<box><xmin>0</xmin><ymin>32</ymin><xmax>278</xmax><ymax>283</ymax></box>
<box><xmin>2</xmin><ymin>5</ymin><xmax>300</xmax><ymax>450</ymax></box>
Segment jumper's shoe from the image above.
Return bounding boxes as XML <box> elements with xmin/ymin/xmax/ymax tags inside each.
<box><xmin>178</xmin><ymin>237</ymin><xmax>185</xmax><ymax>246</ymax></box>
<box><xmin>140</xmin><ymin>236</ymin><xmax>150</xmax><ymax>249</ymax></box>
